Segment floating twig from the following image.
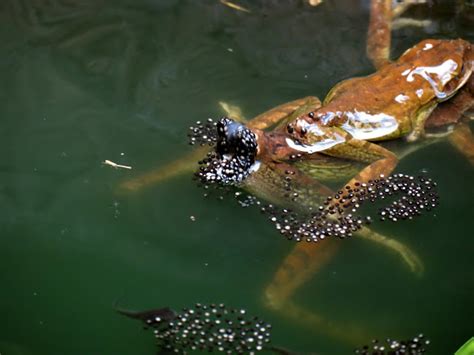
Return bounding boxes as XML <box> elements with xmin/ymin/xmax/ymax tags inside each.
<box><xmin>220</xmin><ymin>0</ymin><xmax>251</xmax><ymax>13</ymax></box>
<box><xmin>103</xmin><ymin>160</ymin><xmax>132</xmax><ymax>170</ymax></box>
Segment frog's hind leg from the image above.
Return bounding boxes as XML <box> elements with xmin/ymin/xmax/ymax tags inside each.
<box><xmin>117</xmin><ymin>146</ymin><xmax>210</xmax><ymax>193</ymax></box>
<box><xmin>263</xmin><ymin>239</ymin><xmax>373</xmax><ymax>345</ymax></box>
<box><xmin>449</xmin><ymin>122</ymin><xmax>474</xmax><ymax>165</ymax></box>
<box><xmin>263</xmin><ymin>224</ymin><xmax>423</xmax><ymax>344</ymax></box>
<box><xmin>322</xmin><ymin>137</ymin><xmax>425</xmax><ymax>274</ymax></box>
<box><xmin>367</xmin><ymin>0</ymin><xmax>426</xmax><ymax>69</ymax></box>
<box><xmin>367</xmin><ymin>0</ymin><xmax>392</xmax><ymax>69</ymax></box>
<box><xmin>261</xmin><ymin>163</ymin><xmax>423</xmax><ymax>343</ymax></box>
<box><xmin>427</xmin><ymin>76</ymin><xmax>474</xmax><ymax>163</ymax></box>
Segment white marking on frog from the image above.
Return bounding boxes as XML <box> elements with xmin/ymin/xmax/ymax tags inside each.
<box><xmin>249</xmin><ymin>161</ymin><xmax>261</xmax><ymax>173</ymax></box>
<box><xmin>342</xmin><ymin>111</ymin><xmax>398</xmax><ymax>140</ymax></box>
<box><xmin>423</xmin><ymin>43</ymin><xmax>433</xmax><ymax>51</ymax></box>
<box><xmin>285</xmin><ymin>123</ymin><xmax>345</xmax><ymax>153</ymax></box>
<box><xmin>405</xmin><ymin>59</ymin><xmax>458</xmax><ymax>99</ymax></box>
<box><xmin>395</xmin><ymin>94</ymin><xmax>410</xmax><ymax>104</ymax></box>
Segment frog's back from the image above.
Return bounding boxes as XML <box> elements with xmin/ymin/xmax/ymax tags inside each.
<box><xmin>322</xmin><ymin>39</ymin><xmax>472</xmax><ymax>139</ymax></box>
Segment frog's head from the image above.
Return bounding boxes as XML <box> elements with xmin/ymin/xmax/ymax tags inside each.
<box><xmin>190</xmin><ymin>117</ymin><xmax>259</xmax><ymax>185</ymax></box>
<box><xmin>284</xmin><ymin>115</ymin><xmax>346</xmax><ymax>154</ymax></box>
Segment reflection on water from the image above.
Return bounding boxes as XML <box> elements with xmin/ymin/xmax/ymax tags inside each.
<box><xmin>0</xmin><ymin>0</ymin><xmax>472</xmax><ymax>354</ymax></box>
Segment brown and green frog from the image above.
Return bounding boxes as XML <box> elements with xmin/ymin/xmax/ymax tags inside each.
<box><xmin>118</xmin><ymin>0</ymin><xmax>474</xmax><ymax>345</ymax></box>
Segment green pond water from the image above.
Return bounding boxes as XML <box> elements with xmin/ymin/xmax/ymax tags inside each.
<box><xmin>0</xmin><ymin>0</ymin><xmax>473</xmax><ymax>354</ymax></box>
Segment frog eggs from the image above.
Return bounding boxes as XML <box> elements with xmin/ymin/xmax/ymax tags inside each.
<box><xmin>354</xmin><ymin>333</ymin><xmax>430</xmax><ymax>354</ymax></box>
<box><xmin>133</xmin><ymin>303</ymin><xmax>272</xmax><ymax>354</ymax></box>
<box><xmin>262</xmin><ymin>173</ymin><xmax>440</xmax><ymax>242</ymax></box>
<box><xmin>188</xmin><ymin>119</ymin><xmax>439</xmax><ymax>242</ymax></box>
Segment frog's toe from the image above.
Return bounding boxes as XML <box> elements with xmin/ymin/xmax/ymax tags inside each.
<box><xmin>392</xmin><ymin>18</ymin><xmax>432</xmax><ymax>31</ymax></box>
<box><xmin>394</xmin><ymin>241</ymin><xmax>425</xmax><ymax>277</ymax></box>
<box><xmin>425</xmin><ymin>125</ymin><xmax>454</xmax><ymax>139</ymax></box>
<box><xmin>406</xmin><ymin>131</ymin><xmax>422</xmax><ymax>143</ymax></box>
<box><xmin>218</xmin><ymin>101</ymin><xmax>246</xmax><ymax>122</ymax></box>
<box><xmin>462</xmin><ymin>110</ymin><xmax>474</xmax><ymax>121</ymax></box>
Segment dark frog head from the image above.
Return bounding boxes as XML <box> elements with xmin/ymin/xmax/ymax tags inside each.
<box><xmin>189</xmin><ymin>117</ymin><xmax>258</xmax><ymax>185</ymax></box>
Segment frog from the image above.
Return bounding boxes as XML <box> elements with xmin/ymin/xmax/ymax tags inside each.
<box><xmin>118</xmin><ymin>0</ymin><xmax>474</xmax><ymax>345</ymax></box>
<box><xmin>267</xmin><ymin>37</ymin><xmax>473</xmax><ymax>192</ymax></box>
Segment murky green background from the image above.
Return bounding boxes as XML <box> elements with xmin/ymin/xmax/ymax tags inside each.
<box><xmin>0</xmin><ymin>1</ymin><xmax>473</xmax><ymax>354</ymax></box>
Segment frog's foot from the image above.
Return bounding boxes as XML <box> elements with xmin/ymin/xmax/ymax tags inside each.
<box><xmin>405</xmin><ymin>129</ymin><xmax>424</xmax><ymax>143</ymax></box>
<box><xmin>425</xmin><ymin>125</ymin><xmax>455</xmax><ymax>139</ymax></box>
<box><xmin>218</xmin><ymin>101</ymin><xmax>246</xmax><ymax>122</ymax></box>
<box><xmin>393</xmin><ymin>240</ymin><xmax>425</xmax><ymax>276</ymax></box>
<box><xmin>392</xmin><ymin>18</ymin><xmax>432</xmax><ymax>31</ymax></box>
<box><xmin>392</xmin><ymin>0</ymin><xmax>427</xmax><ymax>18</ymax></box>
<box><xmin>406</xmin><ymin>102</ymin><xmax>438</xmax><ymax>143</ymax></box>
<box><xmin>463</xmin><ymin>110</ymin><xmax>474</xmax><ymax>121</ymax></box>
<box><xmin>264</xmin><ymin>299</ymin><xmax>371</xmax><ymax>346</ymax></box>
<box><xmin>358</xmin><ymin>226</ymin><xmax>424</xmax><ymax>277</ymax></box>
<box><xmin>263</xmin><ymin>240</ymin><xmax>341</xmax><ymax>311</ymax></box>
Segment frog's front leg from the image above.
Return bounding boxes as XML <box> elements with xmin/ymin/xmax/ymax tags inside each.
<box><xmin>325</xmin><ymin>134</ymin><xmax>399</xmax><ymax>186</ymax></box>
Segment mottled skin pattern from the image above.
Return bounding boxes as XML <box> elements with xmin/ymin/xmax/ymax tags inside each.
<box><xmin>119</xmin><ymin>0</ymin><xmax>474</xmax><ymax>345</ymax></box>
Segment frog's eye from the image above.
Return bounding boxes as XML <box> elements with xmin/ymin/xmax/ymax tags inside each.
<box><xmin>300</xmin><ymin>126</ymin><xmax>307</xmax><ymax>135</ymax></box>
<box><xmin>308</xmin><ymin>111</ymin><xmax>315</xmax><ymax>119</ymax></box>
<box><xmin>287</xmin><ymin>124</ymin><xmax>294</xmax><ymax>134</ymax></box>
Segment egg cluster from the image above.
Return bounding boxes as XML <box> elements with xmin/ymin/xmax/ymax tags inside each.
<box><xmin>188</xmin><ymin>118</ymin><xmax>218</xmax><ymax>146</ymax></box>
<box><xmin>189</xmin><ymin>119</ymin><xmax>439</xmax><ymax>241</ymax></box>
<box><xmin>354</xmin><ymin>333</ymin><xmax>430</xmax><ymax>354</ymax></box>
<box><xmin>141</xmin><ymin>303</ymin><xmax>272</xmax><ymax>354</ymax></box>
<box><xmin>261</xmin><ymin>173</ymin><xmax>439</xmax><ymax>242</ymax></box>
<box><xmin>190</xmin><ymin>118</ymin><xmax>258</xmax><ymax>185</ymax></box>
